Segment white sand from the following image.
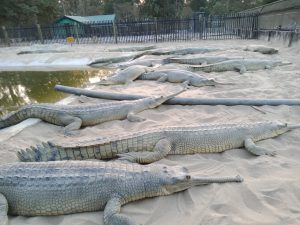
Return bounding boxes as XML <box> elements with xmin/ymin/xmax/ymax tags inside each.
<box><xmin>0</xmin><ymin>39</ymin><xmax>300</xmax><ymax>225</ymax></box>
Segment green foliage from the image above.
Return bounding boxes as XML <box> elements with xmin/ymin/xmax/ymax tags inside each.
<box><xmin>103</xmin><ymin>0</ymin><xmax>114</xmax><ymax>14</ymax></box>
<box><xmin>0</xmin><ymin>0</ymin><xmax>61</xmax><ymax>26</ymax></box>
<box><xmin>263</xmin><ymin>0</ymin><xmax>279</xmax><ymax>4</ymax></box>
<box><xmin>189</xmin><ymin>0</ymin><xmax>207</xmax><ymax>12</ymax></box>
<box><xmin>0</xmin><ymin>0</ymin><xmax>283</xmax><ymax>26</ymax></box>
<box><xmin>35</xmin><ymin>0</ymin><xmax>62</xmax><ymax>24</ymax></box>
<box><xmin>139</xmin><ymin>0</ymin><xmax>185</xmax><ymax>18</ymax></box>
<box><xmin>102</xmin><ymin>0</ymin><xmax>134</xmax><ymax>15</ymax></box>
<box><xmin>59</xmin><ymin>0</ymin><xmax>103</xmax><ymax>16</ymax></box>
<box><xmin>208</xmin><ymin>0</ymin><xmax>259</xmax><ymax>14</ymax></box>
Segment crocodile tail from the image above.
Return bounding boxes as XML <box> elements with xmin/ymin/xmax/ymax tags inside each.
<box><xmin>0</xmin><ymin>106</ymin><xmax>33</xmax><ymax>129</ymax></box>
<box><xmin>17</xmin><ymin>141</ymin><xmax>63</xmax><ymax>162</ymax></box>
<box><xmin>162</xmin><ymin>57</ymin><xmax>177</xmax><ymax>64</ymax></box>
<box><xmin>0</xmin><ymin>111</ymin><xmax>22</xmax><ymax>129</ymax></box>
<box><xmin>0</xmin><ymin>119</ymin><xmax>6</xmax><ymax>129</ymax></box>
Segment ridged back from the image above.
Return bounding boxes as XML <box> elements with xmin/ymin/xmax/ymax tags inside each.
<box><xmin>17</xmin><ymin>122</ymin><xmax>284</xmax><ymax>162</ymax></box>
<box><xmin>138</xmin><ymin>72</ymin><xmax>163</xmax><ymax>80</ymax></box>
<box><xmin>0</xmin><ymin>100</ymin><xmax>145</xmax><ymax>128</ymax></box>
<box><xmin>0</xmin><ymin>161</ymin><xmax>149</xmax><ymax>216</ymax></box>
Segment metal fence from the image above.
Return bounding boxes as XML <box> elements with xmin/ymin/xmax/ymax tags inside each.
<box><xmin>0</xmin><ymin>13</ymin><xmax>258</xmax><ymax>47</ymax></box>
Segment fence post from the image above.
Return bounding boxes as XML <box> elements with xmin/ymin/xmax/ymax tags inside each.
<box><xmin>73</xmin><ymin>24</ymin><xmax>79</xmax><ymax>43</ymax></box>
<box><xmin>288</xmin><ymin>31</ymin><xmax>295</xmax><ymax>47</ymax></box>
<box><xmin>267</xmin><ymin>31</ymin><xmax>271</xmax><ymax>42</ymax></box>
<box><xmin>154</xmin><ymin>17</ymin><xmax>158</xmax><ymax>42</ymax></box>
<box><xmin>113</xmin><ymin>20</ymin><xmax>118</xmax><ymax>44</ymax></box>
<box><xmin>2</xmin><ymin>26</ymin><xmax>10</xmax><ymax>46</ymax></box>
<box><xmin>36</xmin><ymin>24</ymin><xmax>44</xmax><ymax>44</ymax></box>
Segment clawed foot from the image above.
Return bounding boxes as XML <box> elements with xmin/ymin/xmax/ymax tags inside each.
<box><xmin>61</xmin><ymin>130</ymin><xmax>80</xmax><ymax>137</ymax></box>
<box><xmin>127</xmin><ymin>114</ymin><xmax>146</xmax><ymax>122</ymax></box>
<box><xmin>117</xmin><ymin>153</ymin><xmax>139</xmax><ymax>163</ymax></box>
<box><xmin>265</xmin><ymin>150</ymin><xmax>277</xmax><ymax>157</ymax></box>
<box><xmin>78</xmin><ymin>95</ymin><xmax>90</xmax><ymax>103</ymax></box>
<box><xmin>131</xmin><ymin>117</ymin><xmax>146</xmax><ymax>122</ymax></box>
<box><xmin>181</xmin><ymin>81</ymin><xmax>190</xmax><ymax>89</ymax></box>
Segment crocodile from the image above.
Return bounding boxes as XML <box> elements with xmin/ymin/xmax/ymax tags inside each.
<box><xmin>0</xmin><ymin>87</ymin><xmax>186</xmax><ymax>134</ymax></box>
<box><xmin>18</xmin><ymin>121</ymin><xmax>300</xmax><ymax>164</ymax></box>
<box><xmin>137</xmin><ymin>69</ymin><xmax>231</xmax><ymax>87</ymax></box>
<box><xmin>117</xmin><ymin>58</ymin><xmax>166</xmax><ymax>69</ymax></box>
<box><xmin>96</xmin><ymin>65</ymin><xmax>154</xmax><ymax>85</ymax></box>
<box><xmin>0</xmin><ymin>160</ymin><xmax>242</xmax><ymax>225</ymax></box>
<box><xmin>165</xmin><ymin>56</ymin><xmax>238</xmax><ymax>65</ymax></box>
<box><xmin>88</xmin><ymin>52</ymin><xmax>146</xmax><ymax>67</ymax></box>
<box><xmin>108</xmin><ymin>45</ymin><xmax>156</xmax><ymax>52</ymax></box>
<box><xmin>17</xmin><ymin>49</ymin><xmax>69</xmax><ymax>55</ymax></box>
<box><xmin>139</xmin><ymin>47</ymin><xmax>220</xmax><ymax>57</ymax></box>
<box><xmin>243</xmin><ymin>45</ymin><xmax>278</xmax><ymax>54</ymax></box>
<box><xmin>189</xmin><ymin>59</ymin><xmax>291</xmax><ymax>74</ymax></box>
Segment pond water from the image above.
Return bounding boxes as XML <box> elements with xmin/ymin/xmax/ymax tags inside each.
<box><xmin>0</xmin><ymin>69</ymin><xmax>113</xmax><ymax>116</ymax></box>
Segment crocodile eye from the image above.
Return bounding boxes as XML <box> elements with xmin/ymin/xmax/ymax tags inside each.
<box><xmin>186</xmin><ymin>175</ymin><xmax>191</xmax><ymax>180</ymax></box>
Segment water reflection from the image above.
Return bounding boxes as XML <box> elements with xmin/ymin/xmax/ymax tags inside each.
<box><xmin>0</xmin><ymin>70</ymin><xmax>113</xmax><ymax>116</ymax></box>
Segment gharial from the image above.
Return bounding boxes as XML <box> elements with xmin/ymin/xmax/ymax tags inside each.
<box><xmin>116</xmin><ymin>58</ymin><xmax>166</xmax><ymax>69</ymax></box>
<box><xmin>137</xmin><ymin>69</ymin><xmax>232</xmax><ymax>87</ymax></box>
<box><xmin>96</xmin><ymin>65</ymin><xmax>153</xmax><ymax>85</ymax></box>
<box><xmin>243</xmin><ymin>45</ymin><xmax>278</xmax><ymax>54</ymax></box>
<box><xmin>139</xmin><ymin>47</ymin><xmax>220</xmax><ymax>56</ymax></box>
<box><xmin>189</xmin><ymin>59</ymin><xmax>291</xmax><ymax>74</ymax></box>
<box><xmin>96</xmin><ymin>67</ymin><xmax>230</xmax><ymax>88</ymax></box>
<box><xmin>165</xmin><ymin>56</ymin><xmax>240</xmax><ymax>65</ymax></box>
<box><xmin>18</xmin><ymin>121</ymin><xmax>300</xmax><ymax>164</ymax></box>
<box><xmin>0</xmin><ymin>87</ymin><xmax>186</xmax><ymax>134</ymax></box>
<box><xmin>0</xmin><ymin>160</ymin><xmax>243</xmax><ymax>225</ymax></box>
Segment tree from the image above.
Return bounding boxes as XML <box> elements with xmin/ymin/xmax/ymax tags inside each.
<box><xmin>36</xmin><ymin>0</ymin><xmax>62</xmax><ymax>24</ymax></box>
<box><xmin>189</xmin><ymin>0</ymin><xmax>207</xmax><ymax>12</ymax></box>
<box><xmin>138</xmin><ymin>0</ymin><xmax>185</xmax><ymax>18</ymax></box>
<box><xmin>102</xmin><ymin>0</ymin><xmax>114</xmax><ymax>14</ymax></box>
<box><xmin>209</xmin><ymin>0</ymin><xmax>257</xmax><ymax>14</ymax></box>
<box><xmin>59</xmin><ymin>0</ymin><xmax>103</xmax><ymax>16</ymax></box>
<box><xmin>0</xmin><ymin>0</ymin><xmax>62</xmax><ymax>26</ymax></box>
<box><xmin>263</xmin><ymin>0</ymin><xmax>278</xmax><ymax>4</ymax></box>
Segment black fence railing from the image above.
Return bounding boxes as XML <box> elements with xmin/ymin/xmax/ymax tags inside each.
<box><xmin>0</xmin><ymin>13</ymin><xmax>258</xmax><ymax>47</ymax></box>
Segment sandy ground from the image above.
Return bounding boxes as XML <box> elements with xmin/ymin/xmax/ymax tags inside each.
<box><xmin>0</xmin><ymin>39</ymin><xmax>300</xmax><ymax>225</ymax></box>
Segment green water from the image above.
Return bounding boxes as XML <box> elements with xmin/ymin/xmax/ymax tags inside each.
<box><xmin>0</xmin><ymin>70</ymin><xmax>112</xmax><ymax>116</ymax></box>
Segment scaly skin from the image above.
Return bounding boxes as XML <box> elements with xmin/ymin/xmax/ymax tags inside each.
<box><xmin>243</xmin><ymin>45</ymin><xmax>278</xmax><ymax>54</ymax></box>
<box><xmin>18</xmin><ymin>121</ymin><xmax>300</xmax><ymax>163</ymax></box>
<box><xmin>96</xmin><ymin>65</ymin><xmax>154</xmax><ymax>85</ymax></box>
<box><xmin>117</xmin><ymin>58</ymin><xmax>165</xmax><ymax>69</ymax></box>
<box><xmin>88</xmin><ymin>52</ymin><xmax>146</xmax><ymax>66</ymax></box>
<box><xmin>137</xmin><ymin>47</ymin><xmax>220</xmax><ymax>58</ymax></box>
<box><xmin>0</xmin><ymin>160</ymin><xmax>243</xmax><ymax>225</ymax></box>
<box><xmin>138</xmin><ymin>69</ymin><xmax>227</xmax><ymax>87</ymax></box>
<box><xmin>0</xmin><ymin>87</ymin><xmax>186</xmax><ymax>134</ymax></box>
<box><xmin>165</xmin><ymin>56</ymin><xmax>235</xmax><ymax>65</ymax></box>
<box><xmin>190</xmin><ymin>59</ymin><xmax>291</xmax><ymax>74</ymax></box>
<box><xmin>108</xmin><ymin>45</ymin><xmax>156</xmax><ymax>52</ymax></box>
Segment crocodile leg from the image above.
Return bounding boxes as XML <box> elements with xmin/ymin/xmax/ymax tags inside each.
<box><xmin>265</xmin><ymin>65</ymin><xmax>271</xmax><ymax>69</ymax></box>
<box><xmin>127</xmin><ymin>112</ymin><xmax>146</xmax><ymax>122</ymax></box>
<box><xmin>244</xmin><ymin>138</ymin><xmax>276</xmax><ymax>156</ymax></box>
<box><xmin>57</xmin><ymin>114</ymin><xmax>82</xmax><ymax>135</ymax></box>
<box><xmin>125</xmin><ymin>80</ymin><xmax>133</xmax><ymax>85</ymax></box>
<box><xmin>156</xmin><ymin>73</ymin><xmax>168</xmax><ymax>82</ymax></box>
<box><xmin>104</xmin><ymin>196</ymin><xmax>137</xmax><ymax>225</ymax></box>
<box><xmin>117</xmin><ymin>138</ymin><xmax>171</xmax><ymax>164</ymax></box>
<box><xmin>235</xmin><ymin>65</ymin><xmax>246</xmax><ymax>74</ymax></box>
<box><xmin>0</xmin><ymin>193</ymin><xmax>8</xmax><ymax>225</ymax></box>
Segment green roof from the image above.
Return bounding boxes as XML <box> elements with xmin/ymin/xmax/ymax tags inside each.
<box><xmin>56</xmin><ymin>14</ymin><xmax>115</xmax><ymax>24</ymax></box>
